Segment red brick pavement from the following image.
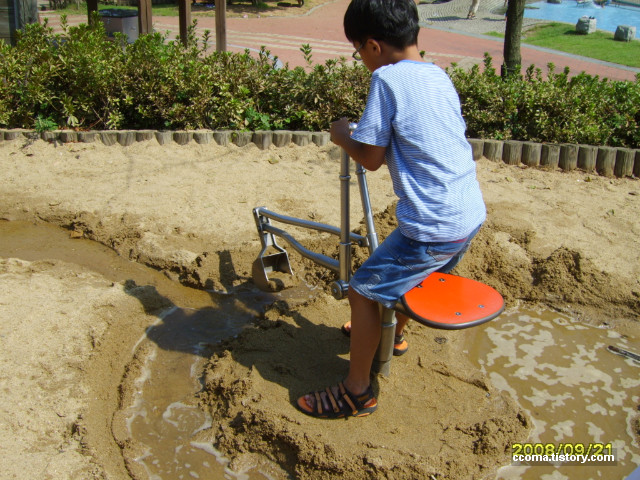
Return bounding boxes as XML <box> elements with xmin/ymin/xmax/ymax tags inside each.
<box><xmin>42</xmin><ymin>0</ymin><xmax>638</xmax><ymax>81</ymax></box>
<box><xmin>187</xmin><ymin>0</ymin><xmax>638</xmax><ymax>80</ymax></box>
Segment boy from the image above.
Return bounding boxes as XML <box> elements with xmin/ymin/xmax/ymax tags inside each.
<box><xmin>296</xmin><ymin>0</ymin><xmax>486</xmax><ymax>418</ymax></box>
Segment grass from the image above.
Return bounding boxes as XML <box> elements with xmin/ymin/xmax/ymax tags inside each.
<box><xmin>488</xmin><ymin>22</ymin><xmax>640</xmax><ymax>69</ymax></box>
<box><xmin>50</xmin><ymin>2</ymin><xmax>177</xmax><ymax>16</ymax></box>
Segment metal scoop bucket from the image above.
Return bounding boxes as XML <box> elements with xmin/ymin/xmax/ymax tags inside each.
<box><xmin>252</xmin><ymin>208</ymin><xmax>294</xmax><ymax>291</ymax></box>
<box><xmin>251</xmin><ymin>247</ymin><xmax>293</xmax><ymax>291</ymax></box>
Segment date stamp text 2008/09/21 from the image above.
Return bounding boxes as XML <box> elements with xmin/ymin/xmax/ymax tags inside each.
<box><xmin>511</xmin><ymin>442</ymin><xmax>617</xmax><ymax>466</ymax></box>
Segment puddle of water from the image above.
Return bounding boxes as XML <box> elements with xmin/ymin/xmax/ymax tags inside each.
<box><xmin>126</xmin><ymin>270</ymin><xmax>317</xmax><ymax>479</ymax></box>
<box><xmin>0</xmin><ymin>219</ymin><xmax>216</xmax><ymax>309</ymax></box>
<box><xmin>466</xmin><ymin>308</ymin><xmax>640</xmax><ymax>480</ymax></box>
<box><xmin>126</xmin><ymin>301</ymin><xmax>299</xmax><ymax>480</ymax></box>
<box><xmin>123</xmin><ymin>310</ymin><xmax>251</xmax><ymax>480</ymax></box>
<box><xmin>0</xmin><ymin>220</ymin><xmax>305</xmax><ymax>479</ymax></box>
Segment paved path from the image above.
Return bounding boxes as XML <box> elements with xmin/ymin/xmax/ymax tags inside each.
<box><xmin>41</xmin><ymin>0</ymin><xmax>639</xmax><ymax>81</ymax></box>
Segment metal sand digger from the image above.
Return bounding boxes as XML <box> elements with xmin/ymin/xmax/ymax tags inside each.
<box><xmin>251</xmin><ymin>126</ymin><xmax>504</xmax><ymax>375</ymax></box>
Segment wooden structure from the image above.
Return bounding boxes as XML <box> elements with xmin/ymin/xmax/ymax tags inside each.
<box><xmin>86</xmin><ymin>0</ymin><xmax>226</xmax><ymax>49</ymax></box>
<box><xmin>1</xmin><ymin>0</ymin><xmax>39</xmax><ymax>45</ymax></box>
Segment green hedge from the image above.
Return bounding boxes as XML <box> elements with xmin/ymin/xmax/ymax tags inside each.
<box><xmin>1</xmin><ymin>19</ymin><xmax>639</xmax><ymax>148</ymax></box>
<box><xmin>448</xmin><ymin>54</ymin><xmax>640</xmax><ymax>148</ymax></box>
<box><xmin>0</xmin><ymin>17</ymin><xmax>370</xmax><ymax>131</ymax></box>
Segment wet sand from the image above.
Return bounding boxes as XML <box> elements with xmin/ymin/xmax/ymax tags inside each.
<box><xmin>0</xmin><ymin>136</ymin><xmax>638</xmax><ymax>479</ymax></box>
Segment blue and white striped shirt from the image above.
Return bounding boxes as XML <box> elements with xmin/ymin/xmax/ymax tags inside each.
<box><xmin>352</xmin><ymin>60</ymin><xmax>486</xmax><ymax>242</ymax></box>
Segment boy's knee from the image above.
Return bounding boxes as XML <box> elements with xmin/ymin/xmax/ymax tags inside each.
<box><xmin>348</xmin><ymin>285</ymin><xmax>375</xmax><ymax>307</ymax></box>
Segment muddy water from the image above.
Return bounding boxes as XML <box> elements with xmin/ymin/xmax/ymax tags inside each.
<box><xmin>467</xmin><ymin>309</ymin><xmax>640</xmax><ymax>480</ymax></box>
<box><xmin>0</xmin><ymin>220</ymin><xmax>295</xmax><ymax>479</ymax></box>
<box><xmin>121</xmin><ymin>306</ymin><xmax>284</xmax><ymax>480</ymax></box>
<box><xmin>1</xmin><ymin>220</ymin><xmax>638</xmax><ymax>480</ymax></box>
<box><xmin>0</xmin><ymin>220</ymin><xmax>216</xmax><ymax>309</ymax></box>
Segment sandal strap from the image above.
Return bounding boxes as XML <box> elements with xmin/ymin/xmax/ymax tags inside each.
<box><xmin>325</xmin><ymin>387</ymin><xmax>340</xmax><ymax>413</ymax></box>
<box><xmin>338</xmin><ymin>382</ymin><xmax>358</xmax><ymax>415</ymax></box>
<box><xmin>313</xmin><ymin>391</ymin><xmax>323</xmax><ymax>415</ymax></box>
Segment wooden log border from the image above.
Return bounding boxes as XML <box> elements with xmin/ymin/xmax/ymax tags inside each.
<box><xmin>1</xmin><ymin>129</ymin><xmax>639</xmax><ymax>179</ymax></box>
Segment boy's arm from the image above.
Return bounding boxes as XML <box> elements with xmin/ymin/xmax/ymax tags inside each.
<box><xmin>330</xmin><ymin>118</ymin><xmax>386</xmax><ymax>172</ymax></box>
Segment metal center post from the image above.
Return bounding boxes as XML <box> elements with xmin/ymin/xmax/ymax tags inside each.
<box><xmin>340</xmin><ymin>141</ymin><xmax>396</xmax><ymax>376</ymax></box>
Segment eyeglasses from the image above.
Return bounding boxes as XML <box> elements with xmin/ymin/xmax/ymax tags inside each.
<box><xmin>352</xmin><ymin>43</ymin><xmax>365</xmax><ymax>61</ymax></box>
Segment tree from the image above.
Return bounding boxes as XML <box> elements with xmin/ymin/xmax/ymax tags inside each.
<box><xmin>502</xmin><ymin>0</ymin><xmax>526</xmax><ymax>77</ymax></box>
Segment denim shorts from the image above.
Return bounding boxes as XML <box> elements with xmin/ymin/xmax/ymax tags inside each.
<box><xmin>349</xmin><ymin>224</ymin><xmax>482</xmax><ymax>308</ymax></box>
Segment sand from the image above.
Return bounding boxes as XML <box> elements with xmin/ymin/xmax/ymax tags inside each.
<box><xmin>0</xmin><ymin>135</ymin><xmax>638</xmax><ymax>479</ymax></box>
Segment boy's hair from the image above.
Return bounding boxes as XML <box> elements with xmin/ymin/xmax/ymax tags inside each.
<box><xmin>344</xmin><ymin>0</ymin><xmax>419</xmax><ymax>50</ymax></box>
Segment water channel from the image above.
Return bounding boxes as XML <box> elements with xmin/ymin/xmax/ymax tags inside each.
<box><xmin>524</xmin><ymin>0</ymin><xmax>640</xmax><ymax>33</ymax></box>
<box><xmin>1</xmin><ymin>220</ymin><xmax>638</xmax><ymax>480</ymax></box>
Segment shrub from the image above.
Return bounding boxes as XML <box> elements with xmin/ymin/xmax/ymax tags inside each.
<box><xmin>448</xmin><ymin>53</ymin><xmax>640</xmax><ymax>147</ymax></box>
<box><xmin>0</xmin><ymin>24</ymin><xmax>638</xmax><ymax>148</ymax></box>
<box><xmin>0</xmin><ymin>16</ymin><xmax>127</xmax><ymax>129</ymax></box>
<box><xmin>0</xmin><ymin>19</ymin><xmax>370</xmax><ymax>132</ymax></box>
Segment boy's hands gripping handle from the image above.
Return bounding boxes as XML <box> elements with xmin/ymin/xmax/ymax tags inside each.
<box><xmin>330</xmin><ymin>117</ymin><xmax>354</xmax><ymax>146</ymax></box>
<box><xmin>330</xmin><ymin>117</ymin><xmax>387</xmax><ymax>172</ymax></box>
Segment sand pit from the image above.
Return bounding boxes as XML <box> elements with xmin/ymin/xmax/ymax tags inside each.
<box><xmin>0</xmin><ymin>136</ymin><xmax>638</xmax><ymax>479</ymax></box>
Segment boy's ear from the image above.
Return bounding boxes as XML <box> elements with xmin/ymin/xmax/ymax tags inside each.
<box><xmin>368</xmin><ymin>38</ymin><xmax>383</xmax><ymax>55</ymax></box>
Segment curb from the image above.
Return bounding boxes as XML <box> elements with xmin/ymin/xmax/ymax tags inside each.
<box><xmin>2</xmin><ymin>129</ymin><xmax>639</xmax><ymax>179</ymax></box>
<box><xmin>0</xmin><ymin>128</ymin><xmax>332</xmax><ymax>149</ymax></box>
<box><xmin>468</xmin><ymin>138</ymin><xmax>640</xmax><ymax>179</ymax></box>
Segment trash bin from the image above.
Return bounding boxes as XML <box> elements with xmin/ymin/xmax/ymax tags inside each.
<box><xmin>99</xmin><ymin>8</ymin><xmax>138</xmax><ymax>43</ymax></box>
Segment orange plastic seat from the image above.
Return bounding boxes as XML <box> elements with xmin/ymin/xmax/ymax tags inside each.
<box><xmin>399</xmin><ymin>273</ymin><xmax>504</xmax><ymax>329</ymax></box>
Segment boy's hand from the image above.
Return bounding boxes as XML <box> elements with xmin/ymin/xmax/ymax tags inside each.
<box><xmin>330</xmin><ymin>117</ymin><xmax>351</xmax><ymax>148</ymax></box>
<box><xmin>330</xmin><ymin>117</ymin><xmax>387</xmax><ymax>171</ymax></box>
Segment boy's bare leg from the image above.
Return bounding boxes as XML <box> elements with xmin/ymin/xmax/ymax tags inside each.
<box><xmin>344</xmin><ymin>286</ymin><xmax>382</xmax><ymax>395</ymax></box>
<box><xmin>299</xmin><ymin>286</ymin><xmax>379</xmax><ymax>410</ymax></box>
<box><xmin>300</xmin><ymin>291</ymin><xmax>407</xmax><ymax>409</ymax></box>
<box><xmin>395</xmin><ymin>312</ymin><xmax>409</xmax><ymax>336</ymax></box>
<box><xmin>344</xmin><ymin>312</ymin><xmax>409</xmax><ymax>337</ymax></box>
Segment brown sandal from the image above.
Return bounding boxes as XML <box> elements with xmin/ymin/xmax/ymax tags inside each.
<box><xmin>296</xmin><ymin>382</ymin><xmax>377</xmax><ymax>419</ymax></box>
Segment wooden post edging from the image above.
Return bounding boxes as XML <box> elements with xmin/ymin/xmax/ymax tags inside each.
<box><xmin>597</xmin><ymin>146</ymin><xmax>617</xmax><ymax>177</ymax></box>
<box><xmin>522</xmin><ymin>142</ymin><xmax>541</xmax><ymax>167</ymax></box>
<box><xmin>503</xmin><ymin>140</ymin><xmax>523</xmax><ymax>166</ymax></box>
<box><xmin>578</xmin><ymin>145</ymin><xmax>597</xmax><ymax>173</ymax></box>
<box><xmin>615</xmin><ymin>148</ymin><xmax>635</xmax><ymax>178</ymax></box>
<box><xmin>1</xmin><ymin>129</ymin><xmax>638</xmax><ymax>179</ymax></box>
<box><xmin>559</xmin><ymin>144</ymin><xmax>579</xmax><ymax>172</ymax></box>
<box><xmin>483</xmin><ymin>139</ymin><xmax>503</xmax><ymax>162</ymax></box>
<box><xmin>541</xmin><ymin>144</ymin><xmax>560</xmax><ymax>169</ymax></box>
<box><xmin>468</xmin><ymin>138</ymin><xmax>484</xmax><ymax>161</ymax></box>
